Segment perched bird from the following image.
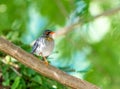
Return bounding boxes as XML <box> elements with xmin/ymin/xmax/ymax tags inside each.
<box><xmin>31</xmin><ymin>30</ymin><xmax>55</xmax><ymax>65</ymax></box>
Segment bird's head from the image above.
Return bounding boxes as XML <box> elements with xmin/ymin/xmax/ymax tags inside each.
<box><xmin>43</xmin><ymin>30</ymin><xmax>55</xmax><ymax>38</ymax></box>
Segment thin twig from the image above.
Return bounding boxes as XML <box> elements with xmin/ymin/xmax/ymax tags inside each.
<box><xmin>54</xmin><ymin>6</ymin><xmax>120</xmax><ymax>37</ymax></box>
<box><xmin>93</xmin><ymin>6</ymin><xmax>120</xmax><ymax>20</ymax></box>
<box><xmin>54</xmin><ymin>0</ymin><xmax>68</xmax><ymax>18</ymax></box>
<box><xmin>0</xmin><ymin>59</ymin><xmax>22</xmax><ymax>77</ymax></box>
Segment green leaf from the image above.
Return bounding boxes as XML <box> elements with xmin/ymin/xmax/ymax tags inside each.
<box><xmin>32</xmin><ymin>75</ymin><xmax>42</xmax><ymax>84</ymax></box>
<box><xmin>2</xmin><ymin>79</ymin><xmax>10</xmax><ymax>86</ymax></box>
<box><xmin>11</xmin><ymin>77</ymin><xmax>21</xmax><ymax>89</ymax></box>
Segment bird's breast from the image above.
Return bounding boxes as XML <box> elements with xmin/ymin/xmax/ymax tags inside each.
<box><xmin>42</xmin><ymin>39</ymin><xmax>54</xmax><ymax>56</ymax></box>
<box><xmin>35</xmin><ymin>38</ymin><xmax>54</xmax><ymax>57</ymax></box>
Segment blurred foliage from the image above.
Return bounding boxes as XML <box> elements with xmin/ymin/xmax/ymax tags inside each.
<box><xmin>0</xmin><ymin>0</ymin><xmax>120</xmax><ymax>89</ymax></box>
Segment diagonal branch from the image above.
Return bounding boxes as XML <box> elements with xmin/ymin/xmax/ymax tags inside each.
<box><xmin>0</xmin><ymin>37</ymin><xmax>100</xmax><ymax>89</ymax></box>
<box><xmin>93</xmin><ymin>6</ymin><xmax>120</xmax><ymax>20</ymax></box>
<box><xmin>54</xmin><ymin>0</ymin><xmax>68</xmax><ymax>18</ymax></box>
<box><xmin>54</xmin><ymin>6</ymin><xmax>120</xmax><ymax>37</ymax></box>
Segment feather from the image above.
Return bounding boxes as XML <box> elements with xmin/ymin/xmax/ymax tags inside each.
<box><xmin>31</xmin><ymin>40</ymin><xmax>39</xmax><ymax>54</ymax></box>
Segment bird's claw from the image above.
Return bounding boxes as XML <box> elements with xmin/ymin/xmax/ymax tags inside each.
<box><xmin>44</xmin><ymin>61</ymin><xmax>49</xmax><ymax>66</ymax></box>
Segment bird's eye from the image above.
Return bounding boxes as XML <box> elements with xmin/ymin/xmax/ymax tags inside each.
<box><xmin>45</xmin><ymin>32</ymin><xmax>49</xmax><ymax>35</ymax></box>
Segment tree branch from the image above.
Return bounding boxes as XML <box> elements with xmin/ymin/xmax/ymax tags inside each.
<box><xmin>54</xmin><ymin>0</ymin><xmax>68</xmax><ymax>18</ymax></box>
<box><xmin>54</xmin><ymin>6</ymin><xmax>120</xmax><ymax>37</ymax></box>
<box><xmin>0</xmin><ymin>37</ymin><xmax>100</xmax><ymax>89</ymax></box>
<box><xmin>93</xmin><ymin>6</ymin><xmax>120</xmax><ymax>20</ymax></box>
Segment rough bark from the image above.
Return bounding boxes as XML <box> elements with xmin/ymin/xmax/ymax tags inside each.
<box><xmin>0</xmin><ymin>37</ymin><xmax>100</xmax><ymax>89</ymax></box>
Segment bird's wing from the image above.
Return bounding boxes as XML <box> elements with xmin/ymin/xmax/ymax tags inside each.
<box><xmin>31</xmin><ymin>37</ymin><xmax>45</xmax><ymax>54</ymax></box>
<box><xmin>31</xmin><ymin>39</ymin><xmax>39</xmax><ymax>54</ymax></box>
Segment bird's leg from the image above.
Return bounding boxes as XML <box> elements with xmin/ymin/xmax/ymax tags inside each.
<box><xmin>39</xmin><ymin>52</ymin><xmax>49</xmax><ymax>65</ymax></box>
<box><xmin>43</xmin><ymin>56</ymin><xmax>49</xmax><ymax>65</ymax></box>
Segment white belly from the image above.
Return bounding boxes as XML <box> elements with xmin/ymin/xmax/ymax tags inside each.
<box><xmin>35</xmin><ymin>39</ymin><xmax>54</xmax><ymax>57</ymax></box>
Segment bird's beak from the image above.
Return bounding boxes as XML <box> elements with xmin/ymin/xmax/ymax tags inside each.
<box><xmin>50</xmin><ymin>32</ymin><xmax>55</xmax><ymax>34</ymax></box>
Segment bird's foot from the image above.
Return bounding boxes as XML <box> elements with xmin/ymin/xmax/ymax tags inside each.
<box><xmin>42</xmin><ymin>56</ymin><xmax>49</xmax><ymax>66</ymax></box>
<box><xmin>44</xmin><ymin>60</ymin><xmax>49</xmax><ymax>66</ymax></box>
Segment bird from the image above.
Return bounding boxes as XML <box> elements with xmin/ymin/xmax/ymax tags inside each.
<box><xmin>31</xmin><ymin>30</ymin><xmax>55</xmax><ymax>65</ymax></box>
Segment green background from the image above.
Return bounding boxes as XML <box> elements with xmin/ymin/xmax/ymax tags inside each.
<box><xmin>0</xmin><ymin>0</ymin><xmax>120</xmax><ymax>89</ymax></box>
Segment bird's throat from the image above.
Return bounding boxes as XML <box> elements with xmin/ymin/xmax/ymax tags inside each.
<box><xmin>46</xmin><ymin>37</ymin><xmax>53</xmax><ymax>41</ymax></box>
